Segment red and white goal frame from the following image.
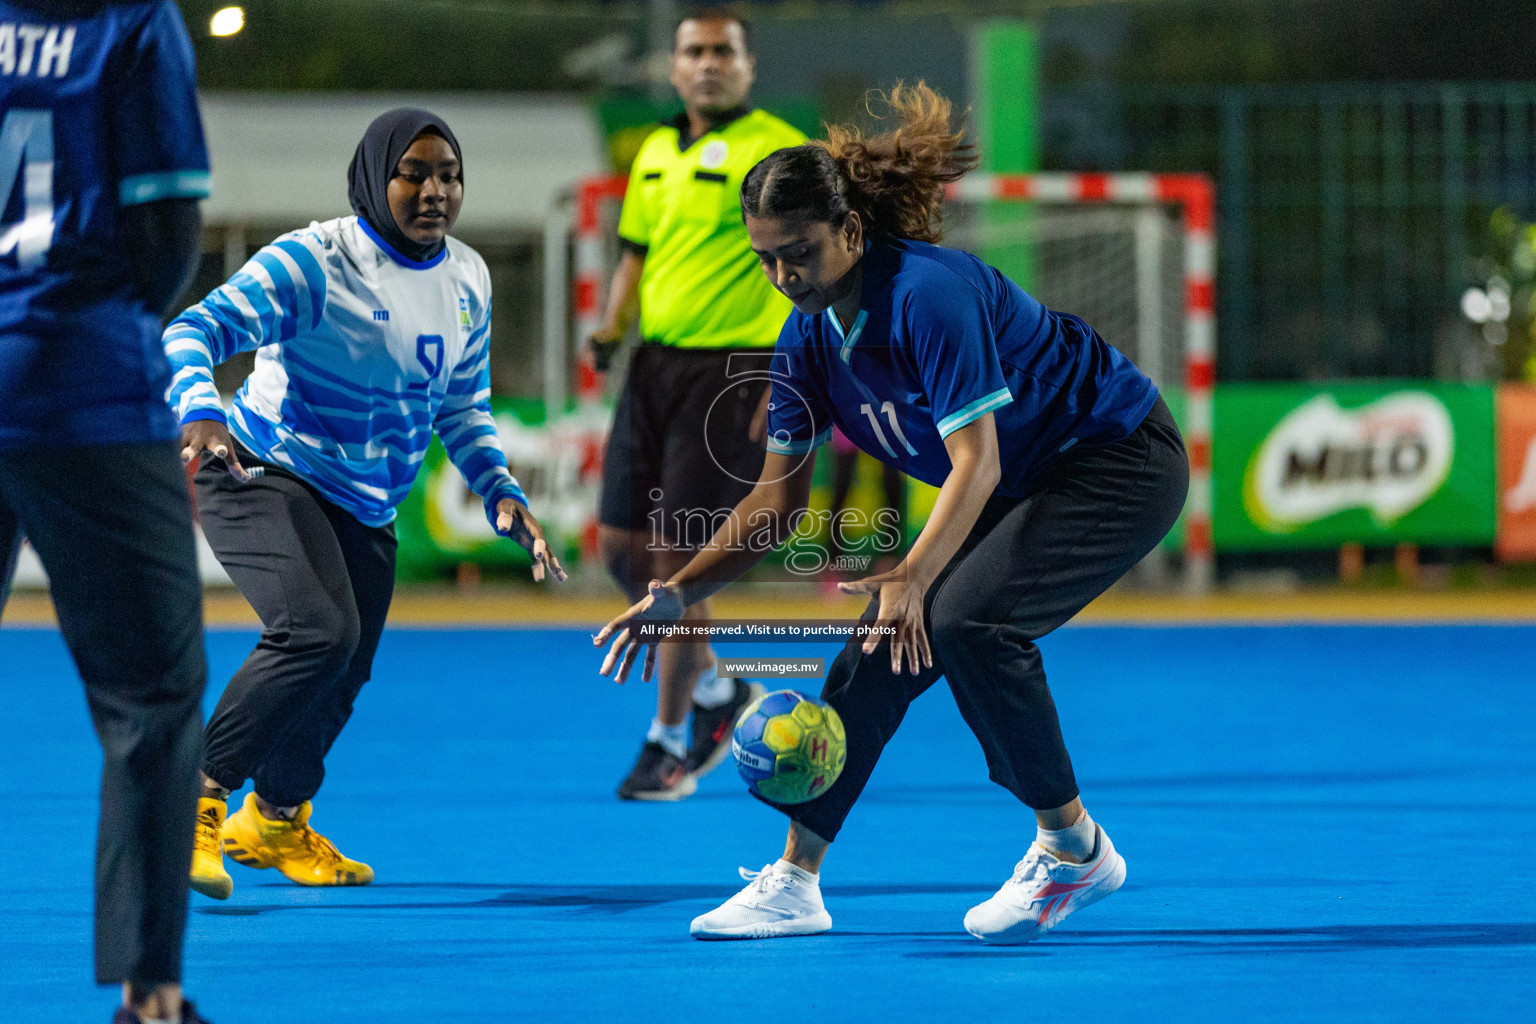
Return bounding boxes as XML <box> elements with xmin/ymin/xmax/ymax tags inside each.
<box><xmin>555</xmin><ymin>172</ymin><xmax>1215</xmax><ymax>592</ymax></box>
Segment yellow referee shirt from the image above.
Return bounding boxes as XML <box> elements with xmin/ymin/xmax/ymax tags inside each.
<box><xmin>617</xmin><ymin>107</ymin><xmax>806</xmax><ymax>349</ymax></box>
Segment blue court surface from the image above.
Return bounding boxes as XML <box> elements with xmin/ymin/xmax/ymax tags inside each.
<box><xmin>3</xmin><ymin>622</ymin><xmax>1534</xmax><ymax>1022</ymax></box>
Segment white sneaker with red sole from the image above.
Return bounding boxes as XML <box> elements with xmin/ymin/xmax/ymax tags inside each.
<box><xmin>963</xmin><ymin>824</ymin><xmax>1126</xmax><ymax>944</ymax></box>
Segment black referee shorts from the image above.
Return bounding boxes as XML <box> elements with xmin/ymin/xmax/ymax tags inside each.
<box><xmin>598</xmin><ymin>344</ymin><xmax>772</xmax><ymax>547</ymax></box>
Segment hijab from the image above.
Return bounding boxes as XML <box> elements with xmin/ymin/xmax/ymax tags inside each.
<box><xmin>347</xmin><ymin>108</ymin><xmax>463</xmax><ymax>264</ymax></box>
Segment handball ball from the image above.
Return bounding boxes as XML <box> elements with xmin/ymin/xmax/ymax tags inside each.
<box><xmin>732</xmin><ymin>689</ymin><xmax>847</xmax><ymax>804</ymax></box>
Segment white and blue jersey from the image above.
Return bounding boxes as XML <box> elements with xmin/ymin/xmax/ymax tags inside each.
<box><xmin>0</xmin><ymin>1</ymin><xmax>210</xmax><ymax>448</ymax></box>
<box><xmin>766</xmin><ymin>235</ymin><xmax>1159</xmax><ymax>496</ymax></box>
<box><xmin>164</xmin><ymin>215</ymin><xmax>527</xmax><ymax>528</ymax></box>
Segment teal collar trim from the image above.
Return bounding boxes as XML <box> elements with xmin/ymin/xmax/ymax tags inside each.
<box><xmin>826</xmin><ymin>308</ymin><xmax>868</xmax><ymax>364</ymax></box>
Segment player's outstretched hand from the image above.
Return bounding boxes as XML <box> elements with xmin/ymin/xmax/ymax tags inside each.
<box><xmin>593</xmin><ymin>580</ymin><xmax>686</xmax><ymax>684</ymax></box>
<box><xmin>496</xmin><ymin>499</ymin><xmax>568</xmax><ymax>583</ymax></box>
<box><xmin>180</xmin><ymin>418</ymin><xmax>249</xmax><ymax>482</ymax></box>
<box><xmin>838</xmin><ymin>570</ymin><xmax>932</xmax><ymax>677</ymax></box>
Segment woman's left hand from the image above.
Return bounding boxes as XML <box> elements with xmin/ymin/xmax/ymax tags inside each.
<box><xmin>496</xmin><ymin>499</ymin><xmax>567</xmax><ymax>583</ymax></box>
<box><xmin>837</xmin><ymin>570</ymin><xmax>932</xmax><ymax>676</ymax></box>
<box><xmin>593</xmin><ymin>580</ymin><xmax>687</xmax><ymax>684</ymax></box>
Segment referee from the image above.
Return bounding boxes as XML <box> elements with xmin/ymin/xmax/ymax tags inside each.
<box><xmin>591</xmin><ymin>8</ymin><xmax>804</xmax><ymax>801</ymax></box>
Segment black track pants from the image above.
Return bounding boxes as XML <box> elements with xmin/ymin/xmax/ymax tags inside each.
<box><xmin>778</xmin><ymin>397</ymin><xmax>1189</xmax><ymax>843</ymax></box>
<box><xmin>195</xmin><ymin>447</ymin><xmax>396</xmax><ymax>807</ymax></box>
<box><xmin>0</xmin><ymin>443</ymin><xmax>206</xmax><ymax>987</ymax></box>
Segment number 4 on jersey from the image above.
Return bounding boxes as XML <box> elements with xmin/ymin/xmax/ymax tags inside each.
<box><xmin>0</xmin><ymin>109</ymin><xmax>53</xmax><ymax>268</ymax></box>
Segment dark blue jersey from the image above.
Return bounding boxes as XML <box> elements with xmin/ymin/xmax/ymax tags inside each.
<box><xmin>0</xmin><ymin>1</ymin><xmax>210</xmax><ymax>448</ymax></box>
<box><xmin>765</xmin><ymin>235</ymin><xmax>1158</xmax><ymax>497</ymax></box>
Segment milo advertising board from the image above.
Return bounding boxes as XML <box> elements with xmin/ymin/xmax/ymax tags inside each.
<box><xmin>1214</xmin><ymin>383</ymin><xmax>1496</xmax><ymax>549</ymax></box>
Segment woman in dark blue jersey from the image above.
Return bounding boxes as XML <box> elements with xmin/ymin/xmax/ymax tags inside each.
<box><xmin>596</xmin><ymin>84</ymin><xmax>1188</xmax><ymax>944</ymax></box>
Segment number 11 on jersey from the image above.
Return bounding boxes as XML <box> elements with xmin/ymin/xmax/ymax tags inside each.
<box><xmin>860</xmin><ymin>400</ymin><xmax>918</xmax><ymax>459</ymax></box>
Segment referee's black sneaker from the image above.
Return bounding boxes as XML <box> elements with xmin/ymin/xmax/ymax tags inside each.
<box><xmin>617</xmin><ymin>741</ymin><xmax>696</xmax><ymax>802</ymax></box>
<box><xmin>686</xmin><ymin>679</ymin><xmax>765</xmax><ymax>778</ymax></box>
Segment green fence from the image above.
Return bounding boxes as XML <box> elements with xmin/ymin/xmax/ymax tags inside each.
<box><xmin>1045</xmin><ymin>82</ymin><xmax>1536</xmax><ymax>382</ymax></box>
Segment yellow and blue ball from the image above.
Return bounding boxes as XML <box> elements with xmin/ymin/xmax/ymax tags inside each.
<box><xmin>732</xmin><ymin>689</ymin><xmax>847</xmax><ymax>804</ymax></box>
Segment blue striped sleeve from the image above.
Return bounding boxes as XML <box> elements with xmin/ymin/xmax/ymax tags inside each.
<box><xmin>433</xmin><ymin>300</ymin><xmax>529</xmax><ymax>526</ymax></box>
<box><xmin>162</xmin><ymin>232</ymin><xmax>329</xmax><ymax>424</ymax></box>
<box><xmin>273</xmin><ymin>238</ymin><xmax>328</xmax><ymax>331</ymax></box>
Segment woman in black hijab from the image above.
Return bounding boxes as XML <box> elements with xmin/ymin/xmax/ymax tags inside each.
<box><xmin>348</xmin><ymin>107</ymin><xmax>463</xmax><ymax>264</ymax></box>
<box><xmin>169</xmin><ymin>109</ymin><xmax>564</xmax><ymax>902</ymax></box>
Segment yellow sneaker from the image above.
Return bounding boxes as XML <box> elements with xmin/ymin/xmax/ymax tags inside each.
<box><xmin>190</xmin><ymin>797</ymin><xmax>233</xmax><ymax>900</ymax></box>
<box><xmin>221</xmin><ymin>792</ymin><xmax>374</xmax><ymax>887</ymax></box>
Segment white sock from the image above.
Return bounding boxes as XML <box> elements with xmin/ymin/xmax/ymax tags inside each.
<box><xmin>692</xmin><ymin>666</ymin><xmax>736</xmax><ymax>709</ymax></box>
<box><xmin>773</xmin><ymin>858</ymin><xmax>818</xmax><ymax>885</ymax></box>
<box><xmin>646</xmin><ymin>718</ymin><xmax>688</xmax><ymax>760</ymax></box>
<box><xmin>1036</xmin><ymin>811</ymin><xmax>1097</xmax><ymax>862</ymax></box>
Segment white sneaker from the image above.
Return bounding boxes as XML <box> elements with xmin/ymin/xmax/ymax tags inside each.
<box><xmin>689</xmin><ymin>862</ymin><xmax>833</xmax><ymax>940</ymax></box>
<box><xmin>963</xmin><ymin>824</ymin><xmax>1126</xmax><ymax>944</ymax></box>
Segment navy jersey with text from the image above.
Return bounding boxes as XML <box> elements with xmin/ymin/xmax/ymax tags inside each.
<box><xmin>765</xmin><ymin>235</ymin><xmax>1159</xmax><ymax>496</ymax></box>
<box><xmin>0</xmin><ymin>1</ymin><xmax>210</xmax><ymax>448</ymax></box>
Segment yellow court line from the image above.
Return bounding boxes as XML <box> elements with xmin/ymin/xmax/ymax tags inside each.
<box><xmin>1071</xmin><ymin>590</ymin><xmax>1536</xmax><ymax>623</ymax></box>
<box><xmin>3</xmin><ymin>587</ymin><xmax>1534</xmax><ymax>628</ymax></box>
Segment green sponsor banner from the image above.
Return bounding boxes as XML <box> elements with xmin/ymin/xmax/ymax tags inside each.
<box><xmin>1214</xmin><ymin>382</ymin><xmax>1496</xmax><ymax>550</ymax></box>
<box><xmin>394</xmin><ymin>398</ymin><xmax>589</xmax><ymax>580</ymax></box>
